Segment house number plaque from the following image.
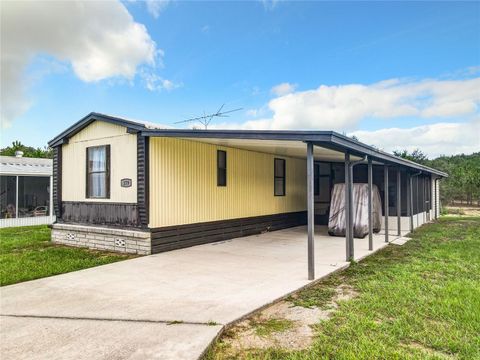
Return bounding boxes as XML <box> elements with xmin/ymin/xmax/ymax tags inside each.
<box><xmin>121</xmin><ymin>178</ymin><xmax>132</xmax><ymax>188</ymax></box>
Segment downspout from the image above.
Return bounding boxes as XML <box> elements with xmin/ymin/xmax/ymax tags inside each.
<box><xmin>350</xmin><ymin>156</ymin><xmax>367</xmax><ymax>168</ymax></box>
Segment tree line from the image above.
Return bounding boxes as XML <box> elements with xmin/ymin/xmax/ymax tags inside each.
<box><xmin>394</xmin><ymin>149</ymin><xmax>480</xmax><ymax>206</ymax></box>
<box><xmin>0</xmin><ymin>141</ymin><xmax>53</xmax><ymax>158</ymax></box>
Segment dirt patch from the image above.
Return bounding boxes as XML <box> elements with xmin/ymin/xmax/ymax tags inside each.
<box><xmin>402</xmin><ymin>341</ymin><xmax>457</xmax><ymax>359</ymax></box>
<box><xmin>221</xmin><ymin>284</ymin><xmax>358</xmax><ymax>355</ymax></box>
<box><xmin>333</xmin><ymin>284</ymin><xmax>358</xmax><ymax>303</ymax></box>
<box><xmin>444</xmin><ymin>206</ymin><xmax>480</xmax><ymax>217</ymax></box>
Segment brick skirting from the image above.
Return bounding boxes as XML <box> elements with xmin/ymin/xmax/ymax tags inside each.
<box><xmin>51</xmin><ymin>211</ymin><xmax>307</xmax><ymax>255</ymax></box>
<box><xmin>51</xmin><ymin>223</ymin><xmax>151</xmax><ymax>255</ymax></box>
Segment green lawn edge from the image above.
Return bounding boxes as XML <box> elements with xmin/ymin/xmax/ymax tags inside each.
<box><xmin>0</xmin><ymin>225</ymin><xmax>137</xmax><ymax>286</ymax></box>
<box><xmin>205</xmin><ymin>216</ymin><xmax>480</xmax><ymax>360</ymax></box>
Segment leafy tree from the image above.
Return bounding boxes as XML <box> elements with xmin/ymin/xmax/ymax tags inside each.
<box><xmin>395</xmin><ymin>149</ymin><xmax>480</xmax><ymax>206</ymax></box>
<box><xmin>393</xmin><ymin>149</ymin><xmax>429</xmax><ymax>165</ymax></box>
<box><xmin>430</xmin><ymin>153</ymin><xmax>480</xmax><ymax>206</ymax></box>
<box><xmin>0</xmin><ymin>141</ymin><xmax>53</xmax><ymax>158</ymax></box>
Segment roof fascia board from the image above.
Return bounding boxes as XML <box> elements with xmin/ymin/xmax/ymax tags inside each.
<box><xmin>140</xmin><ymin>129</ymin><xmax>333</xmax><ymax>142</ymax></box>
<box><xmin>141</xmin><ymin>129</ymin><xmax>445</xmax><ymax>176</ymax></box>
<box><xmin>48</xmin><ymin>112</ymin><xmax>447</xmax><ymax>177</ymax></box>
<box><xmin>48</xmin><ymin>112</ymin><xmax>145</xmax><ymax>147</ymax></box>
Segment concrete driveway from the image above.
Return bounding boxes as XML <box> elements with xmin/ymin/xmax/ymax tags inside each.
<box><xmin>0</xmin><ymin>226</ymin><xmax>398</xmax><ymax>359</ymax></box>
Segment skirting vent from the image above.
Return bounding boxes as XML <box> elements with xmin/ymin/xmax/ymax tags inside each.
<box><xmin>115</xmin><ymin>238</ymin><xmax>126</xmax><ymax>247</ymax></box>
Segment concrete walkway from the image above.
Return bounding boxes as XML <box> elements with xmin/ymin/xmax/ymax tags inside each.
<box><xmin>0</xmin><ymin>226</ymin><xmax>404</xmax><ymax>360</ymax></box>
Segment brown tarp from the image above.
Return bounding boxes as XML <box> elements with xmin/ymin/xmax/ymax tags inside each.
<box><xmin>328</xmin><ymin>183</ymin><xmax>382</xmax><ymax>238</ymax></box>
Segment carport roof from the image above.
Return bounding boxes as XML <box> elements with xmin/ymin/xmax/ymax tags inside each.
<box><xmin>48</xmin><ymin>112</ymin><xmax>447</xmax><ymax>177</ymax></box>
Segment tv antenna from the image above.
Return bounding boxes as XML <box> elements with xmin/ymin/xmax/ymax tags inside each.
<box><xmin>174</xmin><ymin>104</ymin><xmax>242</xmax><ymax>129</ymax></box>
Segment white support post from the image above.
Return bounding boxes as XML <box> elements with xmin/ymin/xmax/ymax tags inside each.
<box><xmin>49</xmin><ymin>175</ymin><xmax>53</xmax><ymax>217</ymax></box>
<box><xmin>15</xmin><ymin>176</ymin><xmax>19</xmax><ymax>219</ymax></box>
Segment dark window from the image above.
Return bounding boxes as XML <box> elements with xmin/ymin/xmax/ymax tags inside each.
<box><xmin>314</xmin><ymin>164</ymin><xmax>320</xmax><ymax>195</ymax></box>
<box><xmin>314</xmin><ymin>162</ymin><xmax>331</xmax><ymax>199</ymax></box>
<box><xmin>274</xmin><ymin>158</ymin><xmax>286</xmax><ymax>196</ymax></box>
<box><xmin>86</xmin><ymin>145</ymin><xmax>110</xmax><ymax>199</ymax></box>
<box><xmin>217</xmin><ymin>150</ymin><xmax>227</xmax><ymax>186</ymax></box>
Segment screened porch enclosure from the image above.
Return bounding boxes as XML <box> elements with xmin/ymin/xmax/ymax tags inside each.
<box><xmin>0</xmin><ymin>156</ymin><xmax>55</xmax><ymax>228</ymax></box>
<box><xmin>313</xmin><ymin>161</ymin><xmax>433</xmax><ymax>226</ymax></box>
<box><xmin>0</xmin><ymin>176</ymin><xmax>51</xmax><ymax>219</ymax></box>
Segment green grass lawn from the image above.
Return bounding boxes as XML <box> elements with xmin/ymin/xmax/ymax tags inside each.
<box><xmin>206</xmin><ymin>217</ymin><xmax>480</xmax><ymax>359</ymax></box>
<box><xmin>0</xmin><ymin>225</ymin><xmax>137</xmax><ymax>286</ymax></box>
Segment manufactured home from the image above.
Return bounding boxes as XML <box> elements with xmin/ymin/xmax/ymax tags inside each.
<box><xmin>48</xmin><ymin>113</ymin><xmax>446</xmax><ymax>279</ymax></box>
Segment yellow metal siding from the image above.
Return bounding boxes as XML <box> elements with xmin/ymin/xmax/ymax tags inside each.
<box><xmin>149</xmin><ymin>137</ymin><xmax>307</xmax><ymax>227</ymax></box>
<box><xmin>62</xmin><ymin>121</ymin><xmax>137</xmax><ymax>203</ymax></box>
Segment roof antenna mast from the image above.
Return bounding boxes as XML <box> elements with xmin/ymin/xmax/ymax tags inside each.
<box><xmin>174</xmin><ymin>104</ymin><xmax>242</xmax><ymax>129</ymax></box>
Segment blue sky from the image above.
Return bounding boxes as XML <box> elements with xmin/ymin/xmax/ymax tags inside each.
<box><xmin>1</xmin><ymin>1</ymin><xmax>479</xmax><ymax>156</ymax></box>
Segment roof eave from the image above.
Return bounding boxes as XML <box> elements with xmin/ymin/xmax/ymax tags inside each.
<box><xmin>47</xmin><ymin>112</ymin><xmax>145</xmax><ymax>147</ymax></box>
<box><xmin>140</xmin><ymin>128</ymin><xmax>335</xmax><ymax>142</ymax></box>
<box><xmin>140</xmin><ymin>128</ymin><xmax>447</xmax><ymax>177</ymax></box>
<box><xmin>328</xmin><ymin>133</ymin><xmax>448</xmax><ymax>177</ymax></box>
<box><xmin>48</xmin><ymin>112</ymin><xmax>447</xmax><ymax>178</ymax></box>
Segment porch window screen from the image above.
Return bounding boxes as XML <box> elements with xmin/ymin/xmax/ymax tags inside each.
<box><xmin>86</xmin><ymin>145</ymin><xmax>110</xmax><ymax>198</ymax></box>
<box><xmin>274</xmin><ymin>158</ymin><xmax>286</xmax><ymax>196</ymax></box>
<box><xmin>217</xmin><ymin>150</ymin><xmax>227</xmax><ymax>186</ymax></box>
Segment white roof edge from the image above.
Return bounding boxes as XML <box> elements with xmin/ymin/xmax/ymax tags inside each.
<box><xmin>0</xmin><ymin>156</ymin><xmax>53</xmax><ymax>176</ymax></box>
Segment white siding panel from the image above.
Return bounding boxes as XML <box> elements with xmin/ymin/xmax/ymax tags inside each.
<box><xmin>0</xmin><ymin>216</ymin><xmax>56</xmax><ymax>228</ymax></box>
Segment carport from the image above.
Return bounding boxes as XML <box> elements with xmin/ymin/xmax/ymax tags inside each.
<box><xmin>163</xmin><ymin>132</ymin><xmax>447</xmax><ymax>280</ymax></box>
<box><xmin>302</xmin><ymin>136</ymin><xmax>446</xmax><ymax>280</ymax></box>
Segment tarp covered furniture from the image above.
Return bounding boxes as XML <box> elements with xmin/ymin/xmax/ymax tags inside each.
<box><xmin>328</xmin><ymin>183</ymin><xmax>382</xmax><ymax>238</ymax></box>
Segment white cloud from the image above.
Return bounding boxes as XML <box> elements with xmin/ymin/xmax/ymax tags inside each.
<box><xmin>260</xmin><ymin>0</ymin><xmax>280</xmax><ymax>11</ymax></box>
<box><xmin>213</xmin><ymin>74</ymin><xmax>480</xmax><ymax>156</ymax></box>
<box><xmin>141</xmin><ymin>71</ymin><xmax>181</xmax><ymax>91</ymax></box>
<box><xmin>145</xmin><ymin>0</ymin><xmax>170</xmax><ymax>18</ymax></box>
<box><xmin>271</xmin><ymin>82</ymin><xmax>297</xmax><ymax>96</ymax></box>
<box><xmin>1</xmin><ymin>0</ymin><xmax>159</xmax><ymax>127</ymax></box>
<box><xmin>235</xmin><ymin>76</ymin><xmax>480</xmax><ymax>131</ymax></box>
<box><xmin>350</xmin><ymin>119</ymin><xmax>480</xmax><ymax>158</ymax></box>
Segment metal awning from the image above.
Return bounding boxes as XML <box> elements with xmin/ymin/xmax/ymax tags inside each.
<box><xmin>0</xmin><ymin>156</ymin><xmax>52</xmax><ymax>176</ymax></box>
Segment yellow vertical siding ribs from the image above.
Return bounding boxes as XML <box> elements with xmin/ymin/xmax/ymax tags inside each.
<box><xmin>149</xmin><ymin>138</ymin><xmax>307</xmax><ymax>228</ymax></box>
